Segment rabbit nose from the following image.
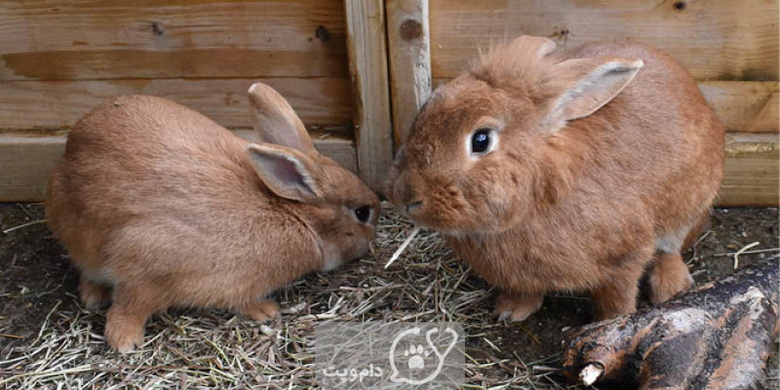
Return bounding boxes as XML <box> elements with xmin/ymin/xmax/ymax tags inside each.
<box><xmin>393</xmin><ymin>171</ymin><xmax>425</xmax><ymax>213</ymax></box>
<box><xmin>405</xmin><ymin>201</ymin><xmax>422</xmax><ymax>213</ymax></box>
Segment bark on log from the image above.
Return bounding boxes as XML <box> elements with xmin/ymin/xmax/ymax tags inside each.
<box><xmin>561</xmin><ymin>258</ymin><xmax>779</xmax><ymax>389</ymax></box>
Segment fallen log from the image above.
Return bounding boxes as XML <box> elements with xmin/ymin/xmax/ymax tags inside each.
<box><xmin>561</xmin><ymin>257</ymin><xmax>778</xmax><ymax>389</ymax></box>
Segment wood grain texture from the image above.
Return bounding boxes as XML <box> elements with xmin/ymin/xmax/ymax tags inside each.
<box><xmin>720</xmin><ymin>133</ymin><xmax>779</xmax><ymax>207</ymax></box>
<box><xmin>432</xmin><ymin>78</ymin><xmax>779</xmax><ymax>133</ymax></box>
<box><xmin>0</xmin><ymin>0</ymin><xmax>348</xmax><ymax>80</ymax></box>
<box><xmin>429</xmin><ymin>0</ymin><xmax>778</xmax><ymax>81</ymax></box>
<box><xmin>0</xmin><ymin>77</ymin><xmax>352</xmax><ymax>130</ymax></box>
<box><xmin>345</xmin><ymin>0</ymin><xmax>394</xmax><ymax>191</ymax></box>
<box><xmin>0</xmin><ymin>135</ymin><xmax>65</xmax><ymax>202</ymax></box>
<box><xmin>745</xmin><ymin>92</ymin><xmax>778</xmax><ymax>133</ymax></box>
<box><xmin>386</xmin><ymin>0</ymin><xmax>432</xmax><ymax>145</ymax></box>
<box><xmin>3</xmin><ymin>132</ymin><xmax>772</xmax><ymax>204</ymax></box>
<box><xmin>699</xmin><ymin>82</ymin><xmax>779</xmax><ymax>133</ymax></box>
<box><xmin>0</xmin><ymin>131</ymin><xmax>357</xmax><ymax>202</ymax></box>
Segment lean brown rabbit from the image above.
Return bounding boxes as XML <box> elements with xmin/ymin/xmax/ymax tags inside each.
<box><xmin>387</xmin><ymin>36</ymin><xmax>724</xmax><ymax>322</ymax></box>
<box><xmin>46</xmin><ymin>83</ymin><xmax>379</xmax><ymax>351</ymax></box>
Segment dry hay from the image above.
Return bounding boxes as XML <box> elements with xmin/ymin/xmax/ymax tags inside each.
<box><xmin>0</xmin><ymin>203</ymin><xmax>572</xmax><ymax>389</ymax></box>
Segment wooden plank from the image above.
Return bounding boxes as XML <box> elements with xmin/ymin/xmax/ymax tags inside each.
<box><xmin>0</xmin><ymin>135</ymin><xmax>65</xmax><ymax>202</ymax></box>
<box><xmin>429</xmin><ymin>0</ymin><xmax>778</xmax><ymax>81</ymax></box>
<box><xmin>720</xmin><ymin>133</ymin><xmax>779</xmax><ymax>206</ymax></box>
<box><xmin>699</xmin><ymin>82</ymin><xmax>779</xmax><ymax>133</ymax></box>
<box><xmin>0</xmin><ymin>131</ymin><xmax>357</xmax><ymax>202</ymax></box>
<box><xmin>386</xmin><ymin>0</ymin><xmax>432</xmax><ymax>145</ymax></box>
<box><xmin>432</xmin><ymin>78</ymin><xmax>778</xmax><ymax>133</ymax></box>
<box><xmin>0</xmin><ymin>0</ymin><xmax>348</xmax><ymax>80</ymax></box>
<box><xmin>0</xmin><ymin>77</ymin><xmax>352</xmax><ymax>130</ymax></box>
<box><xmin>2</xmin><ymin>132</ymin><xmax>774</xmax><ymax>205</ymax></box>
<box><xmin>745</xmin><ymin>92</ymin><xmax>778</xmax><ymax>133</ymax></box>
<box><xmin>345</xmin><ymin>0</ymin><xmax>394</xmax><ymax>191</ymax></box>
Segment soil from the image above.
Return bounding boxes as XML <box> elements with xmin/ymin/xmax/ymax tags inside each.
<box><xmin>0</xmin><ymin>203</ymin><xmax>778</xmax><ymax>385</ymax></box>
<box><xmin>0</xmin><ymin>203</ymin><xmax>78</xmax><ymax>352</ymax></box>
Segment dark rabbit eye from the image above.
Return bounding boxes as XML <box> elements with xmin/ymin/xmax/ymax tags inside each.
<box><xmin>354</xmin><ymin>206</ymin><xmax>371</xmax><ymax>223</ymax></box>
<box><xmin>471</xmin><ymin>128</ymin><xmax>492</xmax><ymax>154</ymax></box>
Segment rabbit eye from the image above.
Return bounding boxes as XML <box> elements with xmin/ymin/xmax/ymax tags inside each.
<box><xmin>354</xmin><ymin>206</ymin><xmax>371</xmax><ymax>223</ymax></box>
<box><xmin>470</xmin><ymin>128</ymin><xmax>493</xmax><ymax>155</ymax></box>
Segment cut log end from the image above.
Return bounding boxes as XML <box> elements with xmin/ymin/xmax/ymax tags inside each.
<box><xmin>579</xmin><ymin>363</ymin><xmax>604</xmax><ymax>386</ymax></box>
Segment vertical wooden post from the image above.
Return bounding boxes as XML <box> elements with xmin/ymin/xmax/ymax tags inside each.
<box><xmin>386</xmin><ymin>0</ymin><xmax>432</xmax><ymax>145</ymax></box>
<box><xmin>345</xmin><ymin>0</ymin><xmax>394</xmax><ymax>192</ymax></box>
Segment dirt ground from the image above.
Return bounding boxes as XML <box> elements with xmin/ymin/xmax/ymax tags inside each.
<box><xmin>0</xmin><ymin>202</ymin><xmax>777</xmax><ymax>388</ymax></box>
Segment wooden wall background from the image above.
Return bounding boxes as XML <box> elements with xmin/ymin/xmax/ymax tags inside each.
<box><xmin>0</xmin><ymin>0</ymin><xmax>362</xmax><ymax>200</ymax></box>
<box><xmin>388</xmin><ymin>0</ymin><xmax>779</xmax><ymax>206</ymax></box>
<box><xmin>1</xmin><ymin>0</ymin><xmax>778</xmax><ymax>205</ymax></box>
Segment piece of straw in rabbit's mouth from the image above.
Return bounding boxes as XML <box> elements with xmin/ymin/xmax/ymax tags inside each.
<box><xmin>385</xmin><ymin>225</ymin><xmax>421</xmax><ymax>269</ymax></box>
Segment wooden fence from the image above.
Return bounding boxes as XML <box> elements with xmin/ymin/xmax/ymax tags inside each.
<box><xmin>1</xmin><ymin>0</ymin><xmax>777</xmax><ymax>205</ymax></box>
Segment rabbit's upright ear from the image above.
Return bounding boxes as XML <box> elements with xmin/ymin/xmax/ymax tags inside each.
<box><xmin>545</xmin><ymin>57</ymin><xmax>643</xmax><ymax>124</ymax></box>
<box><xmin>248</xmin><ymin>82</ymin><xmax>317</xmax><ymax>154</ymax></box>
<box><xmin>246</xmin><ymin>143</ymin><xmax>322</xmax><ymax>202</ymax></box>
<box><xmin>507</xmin><ymin>35</ymin><xmax>556</xmax><ymax>60</ymax></box>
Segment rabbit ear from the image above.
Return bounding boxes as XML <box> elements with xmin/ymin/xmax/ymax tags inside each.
<box><xmin>545</xmin><ymin>57</ymin><xmax>643</xmax><ymax>124</ymax></box>
<box><xmin>507</xmin><ymin>35</ymin><xmax>556</xmax><ymax>60</ymax></box>
<box><xmin>245</xmin><ymin>143</ymin><xmax>322</xmax><ymax>202</ymax></box>
<box><xmin>247</xmin><ymin>82</ymin><xmax>317</xmax><ymax>154</ymax></box>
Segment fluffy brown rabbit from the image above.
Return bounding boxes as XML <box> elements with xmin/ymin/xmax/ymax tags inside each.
<box><xmin>46</xmin><ymin>83</ymin><xmax>379</xmax><ymax>351</ymax></box>
<box><xmin>387</xmin><ymin>36</ymin><xmax>724</xmax><ymax>322</ymax></box>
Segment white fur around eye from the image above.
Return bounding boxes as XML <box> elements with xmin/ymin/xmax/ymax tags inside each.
<box><xmin>466</xmin><ymin>128</ymin><xmax>499</xmax><ymax>159</ymax></box>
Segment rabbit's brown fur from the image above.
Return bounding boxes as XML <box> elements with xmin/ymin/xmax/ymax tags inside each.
<box><xmin>47</xmin><ymin>84</ymin><xmax>379</xmax><ymax>351</ymax></box>
<box><xmin>387</xmin><ymin>37</ymin><xmax>724</xmax><ymax>322</ymax></box>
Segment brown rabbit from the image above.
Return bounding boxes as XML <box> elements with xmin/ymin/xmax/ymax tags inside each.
<box><xmin>46</xmin><ymin>83</ymin><xmax>379</xmax><ymax>351</ymax></box>
<box><xmin>387</xmin><ymin>36</ymin><xmax>724</xmax><ymax>322</ymax></box>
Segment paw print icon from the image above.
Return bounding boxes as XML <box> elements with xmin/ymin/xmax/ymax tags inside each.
<box><xmin>389</xmin><ymin>326</ymin><xmax>458</xmax><ymax>385</ymax></box>
<box><xmin>404</xmin><ymin>344</ymin><xmax>430</xmax><ymax>369</ymax></box>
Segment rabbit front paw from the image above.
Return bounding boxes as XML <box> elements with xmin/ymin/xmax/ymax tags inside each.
<box><xmin>79</xmin><ymin>276</ymin><xmax>111</xmax><ymax>309</ymax></box>
<box><xmin>105</xmin><ymin>309</ymin><xmax>146</xmax><ymax>353</ymax></box>
<box><xmin>240</xmin><ymin>300</ymin><xmax>280</xmax><ymax>323</ymax></box>
<box><xmin>495</xmin><ymin>292</ymin><xmax>544</xmax><ymax>322</ymax></box>
<box><xmin>648</xmin><ymin>253</ymin><xmax>693</xmax><ymax>304</ymax></box>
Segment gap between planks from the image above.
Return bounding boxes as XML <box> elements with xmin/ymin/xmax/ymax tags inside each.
<box><xmin>0</xmin><ymin>132</ymin><xmax>775</xmax><ymax>205</ymax></box>
<box><xmin>0</xmin><ymin>130</ymin><xmax>357</xmax><ymax>202</ymax></box>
